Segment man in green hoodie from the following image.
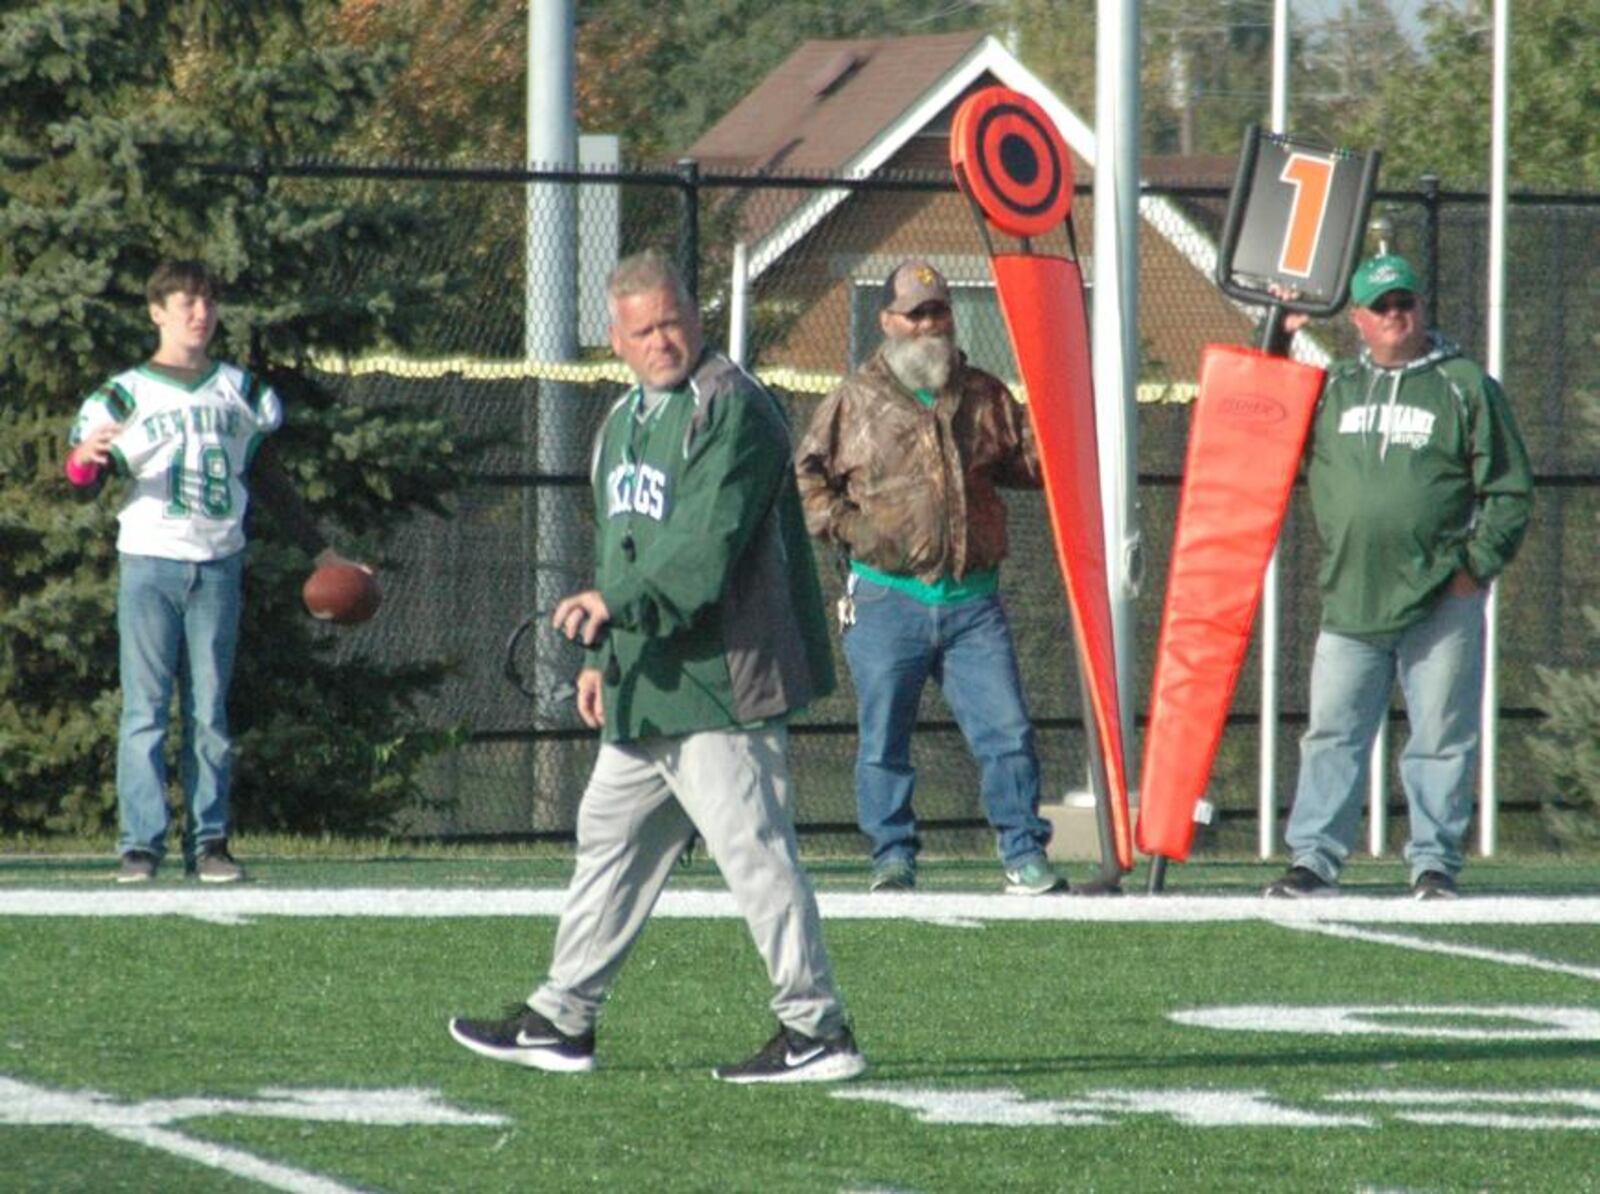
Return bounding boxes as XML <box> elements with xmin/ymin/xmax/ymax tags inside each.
<box><xmin>1266</xmin><ymin>254</ymin><xmax>1533</xmax><ymax>901</ymax></box>
<box><xmin>449</xmin><ymin>251</ymin><xmax>865</xmax><ymax>1083</ymax></box>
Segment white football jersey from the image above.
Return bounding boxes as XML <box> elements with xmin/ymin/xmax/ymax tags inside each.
<box><xmin>69</xmin><ymin>361</ymin><xmax>284</xmax><ymax>561</ymax></box>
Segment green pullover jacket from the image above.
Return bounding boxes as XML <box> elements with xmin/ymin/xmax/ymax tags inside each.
<box><xmin>1305</xmin><ymin>333</ymin><xmax>1533</xmax><ymax>635</ymax></box>
<box><xmin>589</xmin><ymin>350</ymin><xmax>835</xmax><ymax>742</ymax></box>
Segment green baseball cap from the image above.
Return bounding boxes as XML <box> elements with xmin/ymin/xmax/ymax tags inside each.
<box><xmin>1350</xmin><ymin>254</ymin><xmax>1420</xmax><ymax>308</ymax></box>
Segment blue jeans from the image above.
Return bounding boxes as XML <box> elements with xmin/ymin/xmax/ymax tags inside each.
<box><xmin>116</xmin><ymin>551</ymin><xmax>244</xmax><ymax>862</ymax></box>
<box><xmin>842</xmin><ymin>578</ymin><xmax>1051</xmax><ymax>868</ymax></box>
<box><xmin>1286</xmin><ymin>589</ymin><xmax>1487</xmax><ymax>884</ymax></box>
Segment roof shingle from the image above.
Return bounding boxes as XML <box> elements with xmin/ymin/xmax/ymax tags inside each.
<box><xmin>686</xmin><ymin>31</ymin><xmax>987</xmax><ymax>174</ymax></box>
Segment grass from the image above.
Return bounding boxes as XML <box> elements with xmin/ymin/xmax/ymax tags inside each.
<box><xmin>2</xmin><ymin>848</ymin><xmax>1598</xmax><ymax>1192</ymax></box>
<box><xmin>3</xmin><ymin>832</ymin><xmax>1597</xmax><ymax>893</ymax></box>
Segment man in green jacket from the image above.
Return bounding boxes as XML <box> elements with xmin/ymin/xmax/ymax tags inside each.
<box><xmin>449</xmin><ymin>250</ymin><xmax>864</xmax><ymax>1083</ymax></box>
<box><xmin>1267</xmin><ymin>254</ymin><xmax>1533</xmax><ymax>900</ymax></box>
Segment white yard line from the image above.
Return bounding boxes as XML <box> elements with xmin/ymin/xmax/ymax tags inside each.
<box><xmin>1</xmin><ymin>1078</ymin><xmax>506</xmax><ymax>1193</ymax></box>
<box><xmin>103</xmin><ymin>1127</ymin><xmax>363</xmax><ymax>1194</ymax></box>
<box><xmin>1280</xmin><ymin>920</ymin><xmax>1600</xmax><ymax>983</ymax></box>
<box><xmin>1</xmin><ymin>888</ymin><xmax>1597</xmax><ymax>925</ymax></box>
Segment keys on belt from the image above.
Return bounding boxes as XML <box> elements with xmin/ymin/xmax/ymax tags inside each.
<box><xmin>836</xmin><ymin>593</ymin><xmax>855</xmax><ymax>630</ymax></box>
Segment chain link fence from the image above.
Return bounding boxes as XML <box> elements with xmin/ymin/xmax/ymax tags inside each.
<box><xmin>276</xmin><ymin>159</ymin><xmax>1597</xmax><ymax>854</ymax></box>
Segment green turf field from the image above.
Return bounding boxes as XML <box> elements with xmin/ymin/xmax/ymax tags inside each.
<box><xmin>2</xmin><ymin>852</ymin><xmax>1597</xmax><ymax>1192</ymax></box>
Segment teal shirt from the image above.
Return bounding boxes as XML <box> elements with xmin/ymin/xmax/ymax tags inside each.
<box><xmin>849</xmin><ymin>560</ymin><xmax>999</xmax><ymax>605</ymax></box>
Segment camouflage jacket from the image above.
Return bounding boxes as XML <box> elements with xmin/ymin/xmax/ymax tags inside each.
<box><xmin>794</xmin><ymin>349</ymin><xmax>1041</xmax><ymax>583</ymax></box>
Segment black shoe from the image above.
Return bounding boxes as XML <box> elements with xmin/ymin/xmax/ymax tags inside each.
<box><xmin>195</xmin><ymin>842</ymin><xmax>244</xmax><ymax>884</ymax></box>
<box><xmin>868</xmin><ymin>858</ymin><xmax>915</xmax><ymax>893</ymax></box>
<box><xmin>116</xmin><ymin>851</ymin><xmax>158</xmax><ymax>884</ymax></box>
<box><xmin>448</xmin><ymin>1004</ymin><xmax>596</xmax><ymax>1073</ymax></box>
<box><xmin>713</xmin><ymin>1023</ymin><xmax>867</xmax><ymax>1084</ymax></box>
<box><xmin>1264</xmin><ymin>865</ymin><xmax>1338</xmax><ymax>898</ymax></box>
<box><xmin>1411</xmin><ymin>870</ymin><xmax>1459</xmax><ymax>900</ymax></box>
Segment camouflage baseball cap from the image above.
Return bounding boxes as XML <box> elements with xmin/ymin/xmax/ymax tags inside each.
<box><xmin>1350</xmin><ymin>254</ymin><xmax>1420</xmax><ymax>308</ymax></box>
<box><xmin>881</xmin><ymin>261</ymin><xmax>951</xmax><ymax>314</ymax></box>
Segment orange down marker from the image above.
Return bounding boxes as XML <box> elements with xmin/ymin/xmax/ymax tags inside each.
<box><xmin>1135</xmin><ymin>345</ymin><xmax>1325</xmax><ymax>861</ymax></box>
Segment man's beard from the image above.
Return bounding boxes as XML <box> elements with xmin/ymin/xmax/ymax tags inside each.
<box><xmin>882</xmin><ymin>331</ymin><xmax>957</xmax><ymax>393</ymax></box>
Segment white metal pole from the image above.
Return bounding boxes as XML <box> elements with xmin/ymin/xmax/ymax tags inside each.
<box><xmin>526</xmin><ymin>0</ymin><xmax>581</xmax><ymax>738</ymax></box>
<box><xmin>1259</xmin><ymin>563</ymin><xmax>1281</xmax><ymax>858</ymax></box>
<box><xmin>728</xmin><ymin>243</ymin><xmax>750</xmax><ymax>367</ymax></box>
<box><xmin>1368</xmin><ymin>720</ymin><xmax>1389</xmax><ymax>855</ymax></box>
<box><xmin>1258</xmin><ymin>0</ymin><xmax>1290</xmax><ymax>859</ymax></box>
<box><xmin>1480</xmin><ymin>0</ymin><xmax>1510</xmax><ymax>856</ymax></box>
<box><xmin>1269</xmin><ymin>0</ymin><xmax>1288</xmax><ymax>132</ymax></box>
<box><xmin>526</xmin><ymin>0</ymin><xmax>577</xmax><ymax>363</ymax></box>
<box><xmin>1092</xmin><ymin>0</ymin><xmax>1141</xmax><ymax>809</ymax></box>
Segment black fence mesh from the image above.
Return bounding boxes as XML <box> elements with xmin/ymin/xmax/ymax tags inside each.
<box><xmin>281</xmin><ymin>161</ymin><xmax>1597</xmax><ymax>852</ymax></box>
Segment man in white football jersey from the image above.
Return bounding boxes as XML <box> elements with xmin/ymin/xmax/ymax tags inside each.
<box><xmin>66</xmin><ymin>259</ymin><xmax>361</xmax><ymax>883</ymax></box>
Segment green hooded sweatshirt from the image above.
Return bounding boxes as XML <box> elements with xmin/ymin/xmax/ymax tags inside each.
<box><xmin>1305</xmin><ymin>333</ymin><xmax>1533</xmax><ymax>636</ymax></box>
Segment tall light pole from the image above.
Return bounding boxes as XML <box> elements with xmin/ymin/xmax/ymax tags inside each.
<box><xmin>1480</xmin><ymin>0</ymin><xmax>1510</xmax><ymax>855</ymax></box>
<box><xmin>1257</xmin><ymin>0</ymin><xmax>1291</xmax><ymax>859</ymax></box>
<box><xmin>1092</xmin><ymin>0</ymin><xmax>1142</xmax><ymax>825</ymax></box>
<box><xmin>527</xmin><ymin>0</ymin><xmax>577</xmax><ymax>364</ymax></box>
<box><xmin>526</xmin><ymin>0</ymin><xmax>585</xmax><ymax>801</ymax></box>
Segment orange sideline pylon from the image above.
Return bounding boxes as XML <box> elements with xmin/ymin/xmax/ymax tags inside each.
<box><xmin>991</xmin><ymin>254</ymin><xmax>1133</xmax><ymax>871</ymax></box>
<box><xmin>1136</xmin><ymin>345</ymin><xmax>1325</xmax><ymax>861</ymax></box>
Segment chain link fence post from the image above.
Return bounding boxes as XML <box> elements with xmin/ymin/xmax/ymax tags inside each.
<box><xmin>675</xmin><ymin>158</ymin><xmax>700</xmax><ymax>302</ymax></box>
<box><xmin>1420</xmin><ymin>173</ymin><xmax>1442</xmax><ymax>323</ymax></box>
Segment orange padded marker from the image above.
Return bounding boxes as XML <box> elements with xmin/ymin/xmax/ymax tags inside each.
<box><xmin>991</xmin><ymin>254</ymin><xmax>1133</xmax><ymax>870</ymax></box>
<box><xmin>1136</xmin><ymin>345</ymin><xmax>1324</xmax><ymax>861</ymax></box>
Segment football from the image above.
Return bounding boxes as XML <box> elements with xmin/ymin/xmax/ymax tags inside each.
<box><xmin>302</xmin><ymin>562</ymin><xmax>382</xmax><ymax>625</ymax></box>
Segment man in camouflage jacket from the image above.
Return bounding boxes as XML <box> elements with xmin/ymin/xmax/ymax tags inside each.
<box><xmin>795</xmin><ymin>260</ymin><xmax>1065</xmax><ymax>896</ymax></box>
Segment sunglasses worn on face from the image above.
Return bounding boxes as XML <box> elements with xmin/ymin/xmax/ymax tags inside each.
<box><xmin>1368</xmin><ymin>293</ymin><xmax>1416</xmax><ymax>315</ymax></box>
<box><xmin>897</xmin><ymin>302</ymin><xmax>951</xmax><ymax>323</ymax></box>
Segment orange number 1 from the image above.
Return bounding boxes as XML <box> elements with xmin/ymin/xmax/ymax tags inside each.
<box><xmin>1278</xmin><ymin>153</ymin><xmax>1335</xmax><ymax>277</ymax></box>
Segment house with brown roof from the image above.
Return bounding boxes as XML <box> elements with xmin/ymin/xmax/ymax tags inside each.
<box><xmin>684</xmin><ymin>31</ymin><xmax>1275</xmax><ymax>393</ymax></box>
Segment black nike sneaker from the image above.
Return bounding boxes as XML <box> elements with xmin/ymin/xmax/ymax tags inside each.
<box><xmin>448</xmin><ymin>1004</ymin><xmax>596</xmax><ymax>1073</ymax></box>
<box><xmin>712</xmin><ymin>1022</ymin><xmax>867</xmax><ymax>1084</ymax></box>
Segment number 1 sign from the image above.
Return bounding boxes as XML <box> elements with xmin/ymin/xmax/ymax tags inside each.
<box><xmin>1136</xmin><ymin>127</ymin><xmax>1379</xmax><ymax>880</ymax></box>
<box><xmin>1215</xmin><ymin>126</ymin><xmax>1380</xmax><ymax>316</ymax></box>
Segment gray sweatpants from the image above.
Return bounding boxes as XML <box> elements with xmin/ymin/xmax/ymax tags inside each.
<box><xmin>528</xmin><ymin>724</ymin><xmax>848</xmax><ymax>1039</ymax></box>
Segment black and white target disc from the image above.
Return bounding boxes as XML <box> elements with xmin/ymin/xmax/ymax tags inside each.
<box><xmin>950</xmin><ymin>87</ymin><xmax>1074</xmax><ymax>239</ymax></box>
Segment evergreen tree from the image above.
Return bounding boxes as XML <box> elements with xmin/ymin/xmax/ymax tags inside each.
<box><xmin>1529</xmin><ymin>382</ymin><xmax>1600</xmax><ymax>847</ymax></box>
<box><xmin>0</xmin><ymin>1</ymin><xmax>465</xmax><ymax>836</ymax></box>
